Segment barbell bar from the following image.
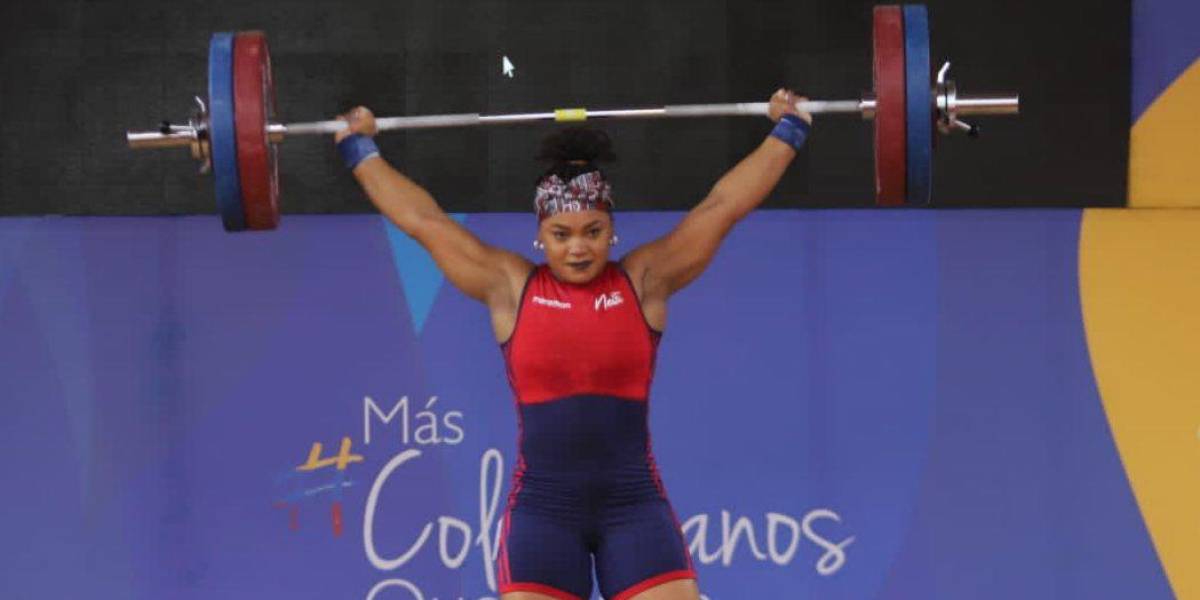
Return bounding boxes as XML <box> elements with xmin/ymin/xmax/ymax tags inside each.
<box><xmin>125</xmin><ymin>5</ymin><xmax>1020</xmax><ymax>231</ymax></box>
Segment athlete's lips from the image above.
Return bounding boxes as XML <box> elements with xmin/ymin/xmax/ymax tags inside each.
<box><xmin>567</xmin><ymin>260</ymin><xmax>593</xmax><ymax>271</ymax></box>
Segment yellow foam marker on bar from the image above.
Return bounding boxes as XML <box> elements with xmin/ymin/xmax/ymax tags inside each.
<box><xmin>554</xmin><ymin>108</ymin><xmax>588</xmax><ymax>122</ymax></box>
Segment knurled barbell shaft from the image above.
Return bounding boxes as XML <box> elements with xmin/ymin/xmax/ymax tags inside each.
<box><xmin>283</xmin><ymin>100</ymin><xmax>868</xmax><ymax>136</ymax></box>
<box><xmin>125</xmin><ymin>94</ymin><xmax>1019</xmax><ymax>150</ymax></box>
<box><xmin>126</xmin><ymin>100</ymin><xmax>864</xmax><ymax>149</ymax></box>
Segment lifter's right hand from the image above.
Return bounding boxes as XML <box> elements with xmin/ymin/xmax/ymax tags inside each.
<box><xmin>334</xmin><ymin>106</ymin><xmax>378</xmax><ymax>144</ymax></box>
<box><xmin>768</xmin><ymin>88</ymin><xmax>813</xmax><ymax>125</ymax></box>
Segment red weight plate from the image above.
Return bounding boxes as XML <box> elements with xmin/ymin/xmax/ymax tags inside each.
<box><xmin>872</xmin><ymin>6</ymin><xmax>907</xmax><ymax>207</ymax></box>
<box><xmin>233</xmin><ymin>31</ymin><xmax>280</xmax><ymax>230</ymax></box>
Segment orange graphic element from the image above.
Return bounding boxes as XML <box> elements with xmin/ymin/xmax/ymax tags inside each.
<box><xmin>1129</xmin><ymin>58</ymin><xmax>1200</xmax><ymax>207</ymax></box>
<box><xmin>1079</xmin><ymin>209</ymin><xmax>1200</xmax><ymax>598</ymax></box>
<box><xmin>297</xmin><ymin>436</ymin><xmax>364</xmax><ymax>472</ymax></box>
<box><xmin>275</xmin><ymin>436</ymin><xmax>360</xmax><ymax>537</ymax></box>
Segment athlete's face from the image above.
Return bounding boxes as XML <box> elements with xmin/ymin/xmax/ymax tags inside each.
<box><xmin>538</xmin><ymin>210</ymin><xmax>614</xmax><ymax>285</ymax></box>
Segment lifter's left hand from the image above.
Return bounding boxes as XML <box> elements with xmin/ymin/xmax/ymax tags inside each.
<box><xmin>334</xmin><ymin>106</ymin><xmax>378</xmax><ymax>144</ymax></box>
<box><xmin>768</xmin><ymin>88</ymin><xmax>813</xmax><ymax>125</ymax></box>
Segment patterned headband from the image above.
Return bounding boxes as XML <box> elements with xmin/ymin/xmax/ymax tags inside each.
<box><xmin>533</xmin><ymin>171</ymin><xmax>614</xmax><ymax>221</ymax></box>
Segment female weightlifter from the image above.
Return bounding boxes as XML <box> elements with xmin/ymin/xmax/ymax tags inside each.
<box><xmin>333</xmin><ymin>88</ymin><xmax>811</xmax><ymax>600</ymax></box>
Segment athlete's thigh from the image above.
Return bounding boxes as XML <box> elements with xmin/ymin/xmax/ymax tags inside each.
<box><xmin>498</xmin><ymin>508</ymin><xmax>593</xmax><ymax>599</ymax></box>
<box><xmin>627</xmin><ymin>578</ymin><xmax>701</xmax><ymax>600</ymax></box>
<box><xmin>594</xmin><ymin>499</ymin><xmax>694</xmax><ymax>599</ymax></box>
<box><xmin>501</xmin><ymin>592</ymin><xmax>574</xmax><ymax>600</ymax></box>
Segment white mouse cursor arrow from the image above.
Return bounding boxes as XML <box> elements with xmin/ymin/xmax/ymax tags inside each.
<box><xmin>502</xmin><ymin>55</ymin><xmax>515</xmax><ymax>78</ymax></box>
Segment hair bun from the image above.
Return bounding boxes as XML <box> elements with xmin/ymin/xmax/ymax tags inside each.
<box><xmin>537</xmin><ymin>127</ymin><xmax>617</xmax><ymax>165</ymax></box>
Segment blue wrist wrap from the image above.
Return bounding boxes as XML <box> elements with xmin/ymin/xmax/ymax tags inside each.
<box><xmin>338</xmin><ymin>134</ymin><xmax>381</xmax><ymax>170</ymax></box>
<box><xmin>769</xmin><ymin>114</ymin><xmax>811</xmax><ymax>151</ymax></box>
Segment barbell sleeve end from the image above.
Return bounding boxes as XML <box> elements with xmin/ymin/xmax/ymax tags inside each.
<box><xmin>955</xmin><ymin>93</ymin><xmax>1020</xmax><ymax>116</ymax></box>
<box><xmin>127</xmin><ymin>130</ymin><xmax>197</xmax><ymax>150</ymax></box>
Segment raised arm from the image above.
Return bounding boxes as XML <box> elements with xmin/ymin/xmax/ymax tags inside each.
<box><xmin>336</xmin><ymin>107</ymin><xmax>532</xmax><ymax>307</ymax></box>
<box><xmin>621</xmin><ymin>89</ymin><xmax>811</xmax><ymax>301</ymax></box>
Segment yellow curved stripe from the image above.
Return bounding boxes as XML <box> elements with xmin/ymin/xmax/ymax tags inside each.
<box><xmin>1079</xmin><ymin>209</ymin><xmax>1200</xmax><ymax>598</ymax></box>
<box><xmin>1130</xmin><ymin>58</ymin><xmax>1200</xmax><ymax>207</ymax></box>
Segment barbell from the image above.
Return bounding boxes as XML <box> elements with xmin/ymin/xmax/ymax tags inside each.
<box><xmin>125</xmin><ymin>5</ymin><xmax>1019</xmax><ymax>232</ymax></box>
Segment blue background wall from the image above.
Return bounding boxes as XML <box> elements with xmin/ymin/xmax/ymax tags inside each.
<box><xmin>0</xmin><ymin>212</ymin><xmax>1176</xmax><ymax>599</ymax></box>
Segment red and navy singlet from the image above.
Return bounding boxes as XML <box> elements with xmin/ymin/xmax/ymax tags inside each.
<box><xmin>496</xmin><ymin>262</ymin><xmax>695</xmax><ymax>600</ymax></box>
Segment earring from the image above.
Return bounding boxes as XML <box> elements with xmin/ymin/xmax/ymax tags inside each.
<box><xmin>533</xmin><ymin>240</ymin><xmax>545</xmax><ymax>250</ymax></box>
<box><xmin>609</xmin><ymin>235</ymin><xmax>619</xmax><ymax>246</ymax></box>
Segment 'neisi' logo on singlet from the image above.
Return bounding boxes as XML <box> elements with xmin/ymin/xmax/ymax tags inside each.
<box><xmin>594</xmin><ymin>291</ymin><xmax>625</xmax><ymax>311</ymax></box>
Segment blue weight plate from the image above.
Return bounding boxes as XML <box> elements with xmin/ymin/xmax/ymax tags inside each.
<box><xmin>208</xmin><ymin>32</ymin><xmax>246</xmax><ymax>231</ymax></box>
<box><xmin>903</xmin><ymin>5</ymin><xmax>932</xmax><ymax>206</ymax></box>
